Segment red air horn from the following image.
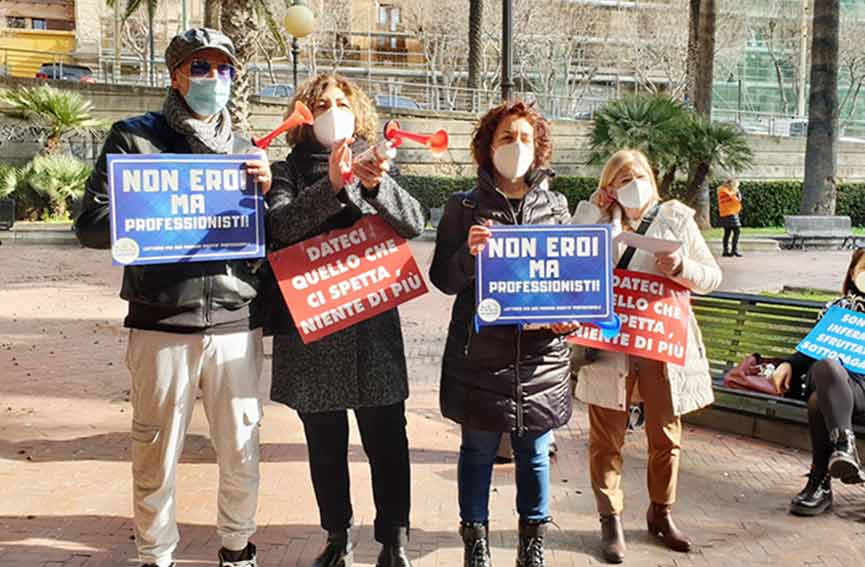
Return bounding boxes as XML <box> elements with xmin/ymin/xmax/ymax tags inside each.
<box><xmin>253</xmin><ymin>101</ymin><xmax>314</xmax><ymax>149</ymax></box>
<box><xmin>383</xmin><ymin>120</ymin><xmax>449</xmax><ymax>157</ymax></box>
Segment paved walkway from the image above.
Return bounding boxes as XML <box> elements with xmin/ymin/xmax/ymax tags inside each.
<box><xmin>1</xmin><ymin>242</ymin><xmax>864</xmax><ymax>566</ymax></box>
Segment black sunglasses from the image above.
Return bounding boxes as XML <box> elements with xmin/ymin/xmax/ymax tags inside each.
<box><xmin>188</xmin><ymin>59</ymin><xmax>237</xmax><ymax>81</ymax></box>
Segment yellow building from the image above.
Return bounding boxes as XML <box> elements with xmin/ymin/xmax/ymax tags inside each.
<box><xmin>0</xmin><ymin>0</ymin><xmax>77</xmax><ymax>77</ymax></box>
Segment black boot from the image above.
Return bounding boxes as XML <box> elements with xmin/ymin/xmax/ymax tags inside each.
<box><xmin>790</xmin><ymin>469</ymin><xmax>833</xmax><ymax>516</ymax></box>
<box><xmin>516</xmin><ymin>518</ymin><xmax>548</xmax><ymax>567</ymax></box>
<box><xmin>599</xmin><ymin>514</ymin><xmax>625</xmax><ymax>564</ymax></box>
<box><xmin>828</xmin><ymin>428</ymin><xmax>865</xmax><ymax>484</ymax></box>
<box><xmin>312</xmin><ymin>530</ymin><xmax>353</xmax><ymax>567</ymax></box>
<box><xmin>460</xmin><ymin>522</ymin><xmax>492</xmax><ymax>567</ymax></box>
<box><xmin>375</xmin><ymin>527</ymin><xmax>412</xmax><ymax>567</ymax></box>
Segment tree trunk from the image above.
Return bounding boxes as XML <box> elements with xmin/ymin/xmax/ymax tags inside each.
<box><xmin>694</xmin><ymin>0</ymin><xmax>715</xmax><ymax>119</ymax></box>
<box><xmin>204</xmin><ymin>0</ymin><xmax>221</xmax><ymax>29</ymax></box>
<box><xmin>689</xmin><ymin>0</ymin><xmax>717</xmax><ymax>228</ymax></box>
<box><xmin>660</xmin><ymin>167</ymin><xmax>677</xmax><ymax>197</ymax></box>
<box><xmin>148</xmin><ymin>2</ymin><xmax>155</xmax><ymax>87</ymax></box>
<box><xmin>687</xmin><ymin>161</ymin><xmax>712</xmax><ymax>215</ymax></box>
<box><xmin>801</xmin><ymin>0</ymin><xmax>840</xmax><ymax>215</ymax></box>
<box><xmin>467</xmin><ymin>0</ymin><xmax>483</xmax><ymax>90</ymax></box>
<box><xmin>221</xmin><ymin>0</ymin><xmax>256</xmax><ymax>133</ymax></box>
<box><xmin>685</xmin><ymin>0</ymin><xmax>700</xmax><ymax>106</ymax></box>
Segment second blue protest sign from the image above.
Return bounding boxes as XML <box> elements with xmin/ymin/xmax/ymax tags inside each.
<box><xmin>797</xmin><ymin>305</ymin><xmax>865</xmax><ymax>374</ymax></box>
<box><xmin>475</xmin><ymin>224</ymin><xmax>614</xmax><ymax>326</ymax></box>
<box><xmin>107</xmin><ymin>153</ymin><xmax>265</xmax><ymax>266</ymax></box>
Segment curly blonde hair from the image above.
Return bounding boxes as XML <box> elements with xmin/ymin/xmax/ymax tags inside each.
<box><xmin>285</xmin><ymin>74</ymin><xmax>378</xmax><ymax>147</ymax></box>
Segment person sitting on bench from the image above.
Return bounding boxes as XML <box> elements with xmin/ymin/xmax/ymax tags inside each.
<box><xmin>772</xmin><ymin>249</ymin><xmax>865</xmax><ymax>517</ymax></box>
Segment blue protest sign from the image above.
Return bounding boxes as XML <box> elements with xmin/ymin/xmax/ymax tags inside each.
<box><xmin>797</xmin><ymin>305</ymin><xmax>865</xmax><ymax>374</ymax></box>
<box><xmin>107</xmin><ymin>153</ymin><xmax>265</xmax><ymax>266</ymax></box>
<box><xmin>475</xmin><ymin>224</ymin><xmax>614</xmax><ymax>326</ymax></box>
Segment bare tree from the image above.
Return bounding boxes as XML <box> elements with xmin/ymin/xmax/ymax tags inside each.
<box><xmin>746</xmin><ymin>0</ymin><xmax>803</xmax><ymax>116</ymax></box>
<box><xmin>838</xmin><ymin>12</ymin><xmax>865</xmax><ymax>129</ymax></box>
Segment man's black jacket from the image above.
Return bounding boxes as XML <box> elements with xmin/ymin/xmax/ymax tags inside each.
<box><xmin>75</xmin><ymin>112</ymin><xmax>260</xmax><ymax>333</ymax></box>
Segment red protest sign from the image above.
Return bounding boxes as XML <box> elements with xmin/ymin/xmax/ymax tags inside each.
<box><xmin>567</xmin><ymin>269</ymin><xmax>691</xmax><ymax>366</ymax></box>
<box><xmin>268</xmin><ymin>215</ymin><xmax>428</xmax><ymax>344</ymax></box>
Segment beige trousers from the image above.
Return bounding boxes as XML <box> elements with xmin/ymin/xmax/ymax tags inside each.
<box><xmin>126</xmin><ymin>328</ymin><xmax>264</xmax><ymax>567</ymax></box>
<box><xmin>588</xmin><ymin>357</ymin><xmax>682</xmax><ymax>516</ymax></box>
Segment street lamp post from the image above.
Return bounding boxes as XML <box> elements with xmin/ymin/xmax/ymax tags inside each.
<box><xmin>284</xmin><ymin>0</ymin><xmax>316</xmax><ymax>91</ymax></box>
<box><xmin>501</xmin><ymin>0</ymin><xmax>514</xmax><ymax>101</ymax></box>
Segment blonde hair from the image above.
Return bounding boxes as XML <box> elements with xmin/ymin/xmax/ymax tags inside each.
<box><xmin>598</xmin><ymin>149</ymin><xmax>659</xmax><ymax>197</ymax></box>
<box><xmin>285</xmin><ymin>74</ymin><xmax>378</xmax><ymax>147</ymax></box>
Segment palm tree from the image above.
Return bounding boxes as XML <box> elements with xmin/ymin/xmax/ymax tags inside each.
<box><xmin>589</xmin><ymin>95</ymin><xmax>691</xmax><ymax>194</ymax></box>
<box><xmin>204</xmin><ymin>0</ymin><xmax>221</xmax><ymax>29</ymax></box>
<box><xmin>0</xmin><ymin>85</ymin><xmax>106</xmax><ymax>155</ymax></box>
<box><xmin>684</xmin><ymin>118</ymin><xmax>753</xmax><ymax>227</ymax></box>
<box><xmin>221</xmin><ymin>0</ymin><xmax>287</xmax><ymax>133</ymax></box>
<box><xmin>467</xmin><ymin>0</ymin><xmax>483</xmax><ymax>90</ymax></box>
<box><xmin>802</xmin><ymin>0</ymin><xmax>840</xmax><ymax>215</ymax></box>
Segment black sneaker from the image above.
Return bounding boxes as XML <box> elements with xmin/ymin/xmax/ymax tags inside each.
<box><xmin>218</xmin><ymin>542</ymin><xmax>257</xmax><ymax>567</ymax></box>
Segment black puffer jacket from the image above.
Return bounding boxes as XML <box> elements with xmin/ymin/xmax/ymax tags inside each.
<box><xmin>429</xmin><ymin>169</ymin><xmax>573</xmax><ymax>433</ymax></box>
<box><xmin>75</xmin><ymin>112</ymin><xmax>261</xmax><ymax>332</ymax></box>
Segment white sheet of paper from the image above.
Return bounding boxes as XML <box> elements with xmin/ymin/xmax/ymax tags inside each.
<box><xmin>614</xmin><ymin>232</ymin><xmax>682</xmax><ymax>254</ymax></box>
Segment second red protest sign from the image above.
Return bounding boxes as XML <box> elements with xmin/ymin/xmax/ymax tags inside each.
<box><xmin>268</xmin><ymin>215</ymin><xmax>428</xmax><ymax>344</ymax></box>
<box><xmin>568</xmin><ymin>269</ymin><xmax>691</xmax><ymax>366</ymax></box>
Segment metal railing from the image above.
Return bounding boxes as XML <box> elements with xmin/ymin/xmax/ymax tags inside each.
<box><xmin>5</xmin><ymin>44</ymin><xmax>865</xmax><ymax>139</ymax></box>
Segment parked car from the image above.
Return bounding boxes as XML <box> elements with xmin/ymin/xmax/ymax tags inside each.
<box><xmin>258</xmin><ymin>84</ymin><xmax>294</xmax><ymax>98</ymax></box>
<box><xmin>374</xmin><ymin>94</ymin><xmax>421</xmax><ymax>110</ymax></box>
<box><xmin>35</xmin><ymin>63</ymin><xmax>96</xmax><ymax>83</ymax></box>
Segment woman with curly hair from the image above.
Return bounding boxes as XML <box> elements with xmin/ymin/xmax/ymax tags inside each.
<box><xmin>264</xmin><ymin>74</ymin><xmax>425</xmax><ymax>567</ymax></box>
<box><xmin>429</xmin><ymin>100</ymin><xmax>575</xmax><ymax>567</ymax></box>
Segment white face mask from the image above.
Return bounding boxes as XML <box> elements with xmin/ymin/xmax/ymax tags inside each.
<box><xmin>492</xmin><ymin>141</ymin><xmax>534</xmax><ymax>181</ymax></box>
<box><xmin>854</xmin><ymin>272</ymin><xmax>865</xmax><ymax>294</ymax></box>
<box><xmin>616</xmin><ymin>178</ymin><xmax>655</xmax><ymax>211</ymax></box>
<box><xmin>313</xmin><ymin>107</ymin><xmax>355</xmax><ymax>148</ymax></box>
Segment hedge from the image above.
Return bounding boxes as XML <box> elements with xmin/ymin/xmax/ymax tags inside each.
<box><xmin>399</xmin><ymin>174</ymin><xmax>865</xmax><ymax>228</ymax></box>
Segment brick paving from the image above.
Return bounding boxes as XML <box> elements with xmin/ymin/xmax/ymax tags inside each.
<box><xmin>1</xmin><ymin>242</ymin><xmax>865</xmax><ymax>566</ymax></box>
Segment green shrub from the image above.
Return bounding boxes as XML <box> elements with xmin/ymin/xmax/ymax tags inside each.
<box><xmin>0</xmin><ymin>155</ymin><xmax>92</xmax><ymax>220</ymax></box>
<box><xmin>396</xmin><ymin>175</ymin><xmax>865</xmax><ymax>229</ymax></box>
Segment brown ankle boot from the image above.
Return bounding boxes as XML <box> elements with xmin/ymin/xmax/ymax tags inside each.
<box><xmin>599</xmin><ymin>514</ymin><xmax>625</xmax><ymax>564</ymax></box>
<box><xmin>646</xmin><ymin>503</ymin><xmax>690</xmax><ymax>552</ymax></box>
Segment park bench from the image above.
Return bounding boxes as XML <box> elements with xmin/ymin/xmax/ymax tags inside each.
<box><xmin>688</xmin><ymin>291</ymin><xmax>865</xmax><ymax>446</ymax></box>
<box><xmin>784</xmin><ymin>215</ymin><xmax>863</xmax><ymax>250</ymax></box>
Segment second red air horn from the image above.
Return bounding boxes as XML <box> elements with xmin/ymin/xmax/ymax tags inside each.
<box><xmin>383</xmin><ymin>120</ymin><xmax>449</xmax><ymax>157</ymax></box>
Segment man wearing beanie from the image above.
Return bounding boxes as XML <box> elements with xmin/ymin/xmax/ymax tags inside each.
<box><xmin>75</xmin><ymin>28</ymin><xmax>271</xmax><ymax>567</ymax></box>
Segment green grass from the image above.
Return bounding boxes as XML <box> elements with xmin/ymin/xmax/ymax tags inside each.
<box><xmin>702</xmin><ymin>226</ymin><xmax>865</xmax><ymax>239</ymax></box>
<box><xmin>760</xmin><ymin>288</ymin><xmax>837</xmax><ymax>303</ymax></box>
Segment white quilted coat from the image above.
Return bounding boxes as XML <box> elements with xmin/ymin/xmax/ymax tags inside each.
<box><xmin>571</xmin><ymin>199</ymin><xmax>723</xmax><ymax>416</ymax></box>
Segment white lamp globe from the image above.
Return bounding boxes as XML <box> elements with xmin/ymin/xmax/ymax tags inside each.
<box><xmin>284</xmin><ymin>4</ymin><xmax>315</xmax><ymax>38</ymax></box>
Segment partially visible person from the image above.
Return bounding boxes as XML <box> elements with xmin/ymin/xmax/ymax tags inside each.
<box><xmin>571</xmin><ymin>149</ymin><xmax>722</xmax><ymax>564</ymax></box>
<box><xmin>75</xmin><ymin>28</ymin><xmax>271</xmax><ymax>567</ymax></box>
<box><xmin>264</xmin><ymin>73</ymin><xmax>425</xmax><ymax>567</ymax></box>
<box><xmin>774</xmin><ymin>249</ymin><xmax>865</xmax><ymax>517</ymax></box>
<box><xmin>717</xmin><ymin>178</ymin><xmax>743</xmax><ymax>258</ymax></box>
<box><xmin>430</xmin><ymin>100</ymin><xmax>575</xmax><ymax>567</ymax></box>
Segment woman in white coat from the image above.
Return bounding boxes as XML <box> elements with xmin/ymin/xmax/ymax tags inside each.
<box><xmin>571</xmin><ymin>149</ymin><xmax>722</xmax><ymax>564</ymax></box>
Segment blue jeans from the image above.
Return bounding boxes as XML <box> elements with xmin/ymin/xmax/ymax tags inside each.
<box><xmin>458</xmin><ymin>428</ymin><xmax>552</xmax><ymax>522</ymax></box>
